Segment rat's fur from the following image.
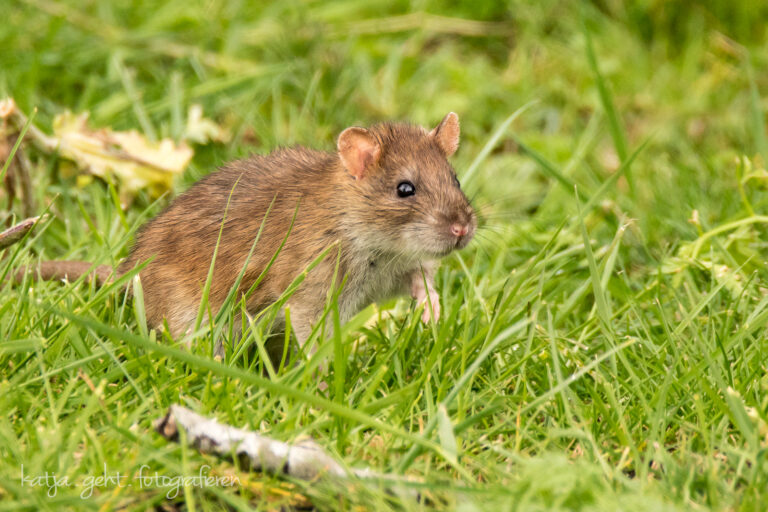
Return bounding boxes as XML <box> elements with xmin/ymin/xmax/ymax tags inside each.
<box><xmin>22</xmin><ymin>114</ymin><xmax>476</xmax><ymax>351</ymax></box>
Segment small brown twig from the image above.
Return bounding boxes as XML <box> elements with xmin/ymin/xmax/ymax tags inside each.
<box><xmin>15</xmin><ymin>146</ymin><xmax>36</xmax><ymax>218</ymax></box>
<box><xmin>154</xmin><ymin>405</ymin><xmax>374</xmax><ymax>481</ymax></box>
<box><xmin>0</xmin><ymin>216</ymin><xmax>41</xmax><ymax>251</ymax></box>
<box><xmin>154</xmin><ymin>405</ymin><xmax>426</xmax><ymax>505</ymax></box>
<box><xmin>2</xmin><ymin>134</ymin><xmax>36</xmax><ymax>219</ymax></box>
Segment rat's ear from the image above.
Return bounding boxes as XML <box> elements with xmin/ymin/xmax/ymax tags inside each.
<box><xmin>337</xmin><ymin>127</ymin><xmax>381</xmax><ymax>180</ymax></box>
<box><xmin>429</xmin><ymin>112</ymin><xmax>460</xmax><ymax>157</ymax></box>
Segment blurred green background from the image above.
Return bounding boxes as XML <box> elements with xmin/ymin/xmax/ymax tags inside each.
<box><xmin>3</xmin><ymin>1</ymin><xmax>768</xmax><ymax>510</ymax></box>
<box><xmin>4</xmin><ymin>0</ymin><xmax>768</xmax><ymax>253</ymax></box>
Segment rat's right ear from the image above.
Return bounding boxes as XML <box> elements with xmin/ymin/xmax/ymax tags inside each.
<box><xmin>429</xmin><ymin>112</ymin><xmax>460</xmax><ymax>156</ymax></box>
<box><xmin>337</xmin><ymin>127</ymin><xmax>381</xmax><ymax>180</ymax></box>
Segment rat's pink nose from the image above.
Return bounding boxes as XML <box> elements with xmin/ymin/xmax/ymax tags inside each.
<box><xmin>450</xmin><ymin>223</ymin><xmax>469</xmax><ymax>238</ymax></box>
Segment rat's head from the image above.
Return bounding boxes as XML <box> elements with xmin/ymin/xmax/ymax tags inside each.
<box><xmin>337</xmin><ymin>113</ymin><xmax>476</xmax><ymax>259</ymax></box>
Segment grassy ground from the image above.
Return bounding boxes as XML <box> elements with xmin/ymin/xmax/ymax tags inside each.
<box><xmin>2</xmin><ymin>1</ymin><xmax>768</xmax><ymax>510</ymax></box>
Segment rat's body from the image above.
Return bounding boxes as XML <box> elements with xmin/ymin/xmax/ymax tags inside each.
<box><xmin>21</xmin><ymin>114</ymin><xmax>476</xmax><ymax>350</ymax></box>
<box><xmin>120</xmin><ymin>145</ymin><xmax>417</xmax><ymax>339</ymax></box>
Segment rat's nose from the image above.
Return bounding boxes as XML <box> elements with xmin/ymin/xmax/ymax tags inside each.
<box><xmin>450</xmin><ymin>223</ymin><xmax>469</xmax><ymax>238</ymax></box>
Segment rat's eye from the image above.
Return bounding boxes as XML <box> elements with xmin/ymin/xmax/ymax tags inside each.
<box><xmin>397</xmin><ymin>181</ymin><xmax>415</xmax><ymax>198</ymax></box>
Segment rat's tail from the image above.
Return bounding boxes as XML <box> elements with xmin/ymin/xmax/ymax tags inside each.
<box><xmin>12</xmin><ymin>261</ymin><xmax>115</xmax><ymax>287</ymax></box>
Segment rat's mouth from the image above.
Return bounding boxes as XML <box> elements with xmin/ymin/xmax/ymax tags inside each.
<box><xmin>454</xmin><ymin>234</ymin><xmax>472</xmax><ymax>250</ymax></box>
<box><xmin>403</xmin><ymin>223</ymin><xmax>474</xmax><ymax>258</ymax></box>
<box><xmin>431</xmin><ymin>234</ymin><xmax>472</xmax><ymax>257</ymax></box>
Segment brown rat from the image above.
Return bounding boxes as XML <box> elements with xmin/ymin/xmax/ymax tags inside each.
<box><xmin>18</xmin><ymin>113</ymin><xmax>476</xmax><ymax>352</ymax></box>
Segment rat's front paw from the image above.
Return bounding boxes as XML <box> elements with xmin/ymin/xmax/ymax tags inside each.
<box><xmin>418</xmin><ymin>289</ymin><xmax>440</xmax><ymax>323</ymax></box>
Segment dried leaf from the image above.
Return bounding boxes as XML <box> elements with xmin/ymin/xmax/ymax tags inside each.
<box><xmin>51</xmin><ymin>111</ymin><xmax>192</xmax><ymax>198</ymax></box>
<box><xmin>0</xmin><ymin>98</ymin><xmax>229</xmax><ymax>201</ymax></box>
<box><xmin>184</xmin><ymin>104</ymin><xmax>230</xmax><ymax>144</ymax></box>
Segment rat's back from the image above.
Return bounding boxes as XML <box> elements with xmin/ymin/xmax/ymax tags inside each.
<box><xmin>121</xmin><ymin>146</ymin><xmax>338</xmax><ymax>335</ymax></box>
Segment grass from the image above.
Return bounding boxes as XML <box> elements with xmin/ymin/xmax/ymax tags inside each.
<box><xmin>2</xmin><ymin>0</ymin><xmax>768</xmax><ymax>510</ymax></box>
